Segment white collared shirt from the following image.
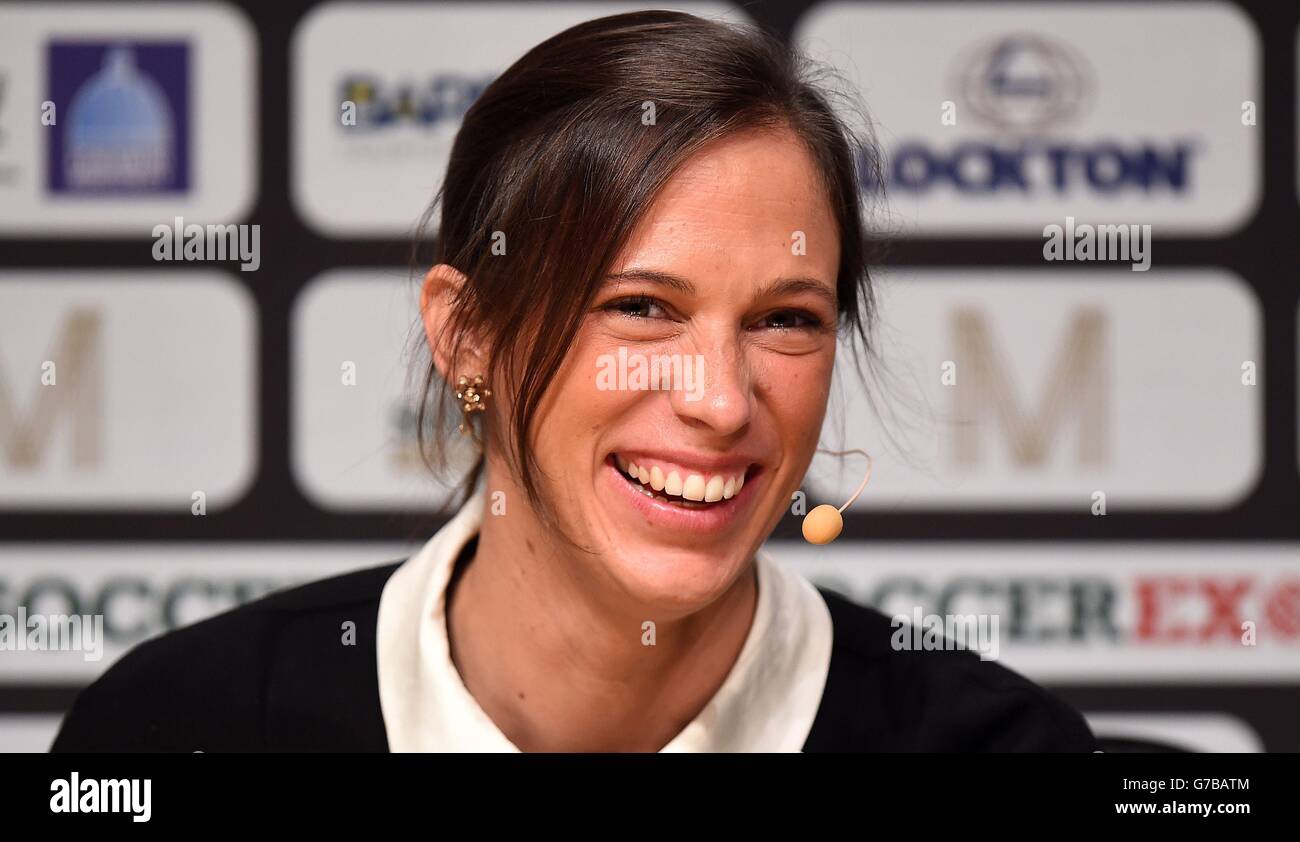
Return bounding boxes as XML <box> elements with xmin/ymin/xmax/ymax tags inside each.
<box><xmin>376</xmin><ymin>489</ymin><xmax>833</xmax><ymax>752</ymax></box>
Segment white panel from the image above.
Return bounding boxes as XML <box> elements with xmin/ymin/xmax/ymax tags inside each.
<box><xmin>0</xmin><ymin>2</ymin><xmax>257</xmax><ymax>234</ymax></box>
<box><xmin>0</xmin><ymin>272</ymin><xmax>257</xmax><ymax>509</ymax></box>
<box><xmin>797</xmin><ymin>2</ymin><xmax>1261</xmax><ymax>234</ymax></box>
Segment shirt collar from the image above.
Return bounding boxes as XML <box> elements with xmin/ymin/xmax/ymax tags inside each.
<box><xmin>376</xmin><ymin>488</ymin><xmax>832</xmax><ymax>752</ymax></box>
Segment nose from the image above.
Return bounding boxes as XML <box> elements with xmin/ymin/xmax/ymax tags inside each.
<box><xmin>668</xmin><ymin>336</ymin><xmax>753</xmax><ymax>437</ymax></box>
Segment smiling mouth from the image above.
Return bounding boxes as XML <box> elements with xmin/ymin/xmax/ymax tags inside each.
<box><xmin>610</xmin><ymin>454</ymin><xmax>751</xmax><ymax>509</ymax></box>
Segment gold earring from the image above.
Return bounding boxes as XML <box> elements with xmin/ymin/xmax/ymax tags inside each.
<box><xmin>455</xmin><ymin>374</ymin><xmax>490</xmax><ymax>435</ymax></box>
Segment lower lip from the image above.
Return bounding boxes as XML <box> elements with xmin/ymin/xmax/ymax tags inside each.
<box><xmin>602</xmin><ymin>456</ymin><xmax>760</xmax><ymax>534</ymax></box>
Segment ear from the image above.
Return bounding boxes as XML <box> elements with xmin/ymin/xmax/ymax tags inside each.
<box><xmin>420</xmin><ymin>263</ymin><xmax>485</xmax><ymax>382</ymax></box>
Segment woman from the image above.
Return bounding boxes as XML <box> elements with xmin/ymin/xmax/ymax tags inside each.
<box><xmin>52</xmin><ymin>11</ymin><xmax>1097</xmax><ymax>752</ymax></box>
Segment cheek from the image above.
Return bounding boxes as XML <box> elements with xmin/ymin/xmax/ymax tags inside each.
<box><xmin>529</xmin><ymin>335</ymin><xmax>639</xmax><ymax>475</ymax></box>
<box><xmin>752</xmin><ymin>350</ymin><xmax>835</xmax><ymax>435</ymax></box>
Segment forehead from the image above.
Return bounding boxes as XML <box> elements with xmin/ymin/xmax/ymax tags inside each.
<box><xmin>613</xmin><ymin>127</ymin><xmax>841</xmax><ymax>281</ymax></box>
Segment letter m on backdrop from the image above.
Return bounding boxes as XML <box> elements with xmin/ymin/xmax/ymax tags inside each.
<box><xmin>0</xmin><ymin>309</ymin><xmax>102</xmax><ymax>468</ymax></box>
<box><xmin>950</xmin><ymin>308</ymin><xmax>1108</xmax><ymax>467</ymax></box>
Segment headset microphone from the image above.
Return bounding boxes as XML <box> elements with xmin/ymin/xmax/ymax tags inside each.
<box><xmin>802</xmin><ymin>449</ymin><xmax>873</xmax><ymax>545</ymax></box>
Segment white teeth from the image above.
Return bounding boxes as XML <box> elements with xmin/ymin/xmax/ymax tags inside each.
<box><xmin>615</xmin><ymin>455</ymin><xmax>748</xmax><ymax>503</ymax></box>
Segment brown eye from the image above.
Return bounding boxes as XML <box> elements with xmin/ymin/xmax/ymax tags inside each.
<box><xmin>760</xmin><ymin>309</ymin><xmax>822</xmax><ymax>330</ymax></box>
<box><xmin>607</xmin><ymin>296</ymin><xmax>667</xmax><ymax>319</ymax></box>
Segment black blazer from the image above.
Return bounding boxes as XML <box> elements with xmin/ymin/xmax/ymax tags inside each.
<box><xmin>50</xmin><ymin>559</ymin><xmax>1099</xmax><ymax>752</ymax></box>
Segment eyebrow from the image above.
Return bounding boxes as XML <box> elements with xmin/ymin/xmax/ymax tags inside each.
<box><xmin>603</xmin><ymin>269</ymin><xmax>696</xmax><ymax>295</ymax></box>
<box><xmin>603</xmin><ymin>269</ymin><xmax>838</xmax><ymax>309</ymax></box>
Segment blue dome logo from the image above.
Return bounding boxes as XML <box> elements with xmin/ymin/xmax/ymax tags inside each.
<box><xmin>47</xmin><ymin>41</ymin><xmax>190</xmax><ymax>195</ymax></box>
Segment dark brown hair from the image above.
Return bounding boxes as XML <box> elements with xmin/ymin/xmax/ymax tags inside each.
<box><xmin>411</xmin><ymin>10</ymin><xmax>884</xmax><ymax>512</ymax></box>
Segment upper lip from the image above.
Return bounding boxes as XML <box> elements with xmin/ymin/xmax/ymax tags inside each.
<box><xmin>610</xmin><ymin>449</ymin><xmax>762</xmax><ymax>475</ymax></box>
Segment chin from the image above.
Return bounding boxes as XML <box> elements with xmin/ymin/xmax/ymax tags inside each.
<box><xmin>608</xmin><ymin>543</ymin><xmax>755</xmax><ymax>616</ymax></box>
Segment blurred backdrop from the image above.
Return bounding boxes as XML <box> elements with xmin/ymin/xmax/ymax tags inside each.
<box><xmin>1</xmin><ymin>0</ymin><xmax>1298</xmax><ymax>752</ymax></box>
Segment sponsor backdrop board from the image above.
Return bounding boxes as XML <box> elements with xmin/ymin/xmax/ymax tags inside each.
<box><xmin>0</xmin><ymin>0</ymin><xmax>1297</xmax><ymax>754</ymax></box>
<box><xmin>0</xmin><ymin>2</ymin><xmax>256</xmax><ymax>234</ymax></box>
<box><xmin>796</xmin><ymin>1</ymin><xmax>1262</xmax><ymax>235</ymax></box>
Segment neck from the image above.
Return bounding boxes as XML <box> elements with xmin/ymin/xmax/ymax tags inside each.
<box><xmin>445</xmin><ymin>474</ymin><xmax>758</xmax><ymax>752</ymax></box>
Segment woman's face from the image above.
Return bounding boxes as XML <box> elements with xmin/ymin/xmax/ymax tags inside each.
<box><xmin>513</xmin><ymin>127</ymin><xmax>841</xmax><ymax>614</ymax></box>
